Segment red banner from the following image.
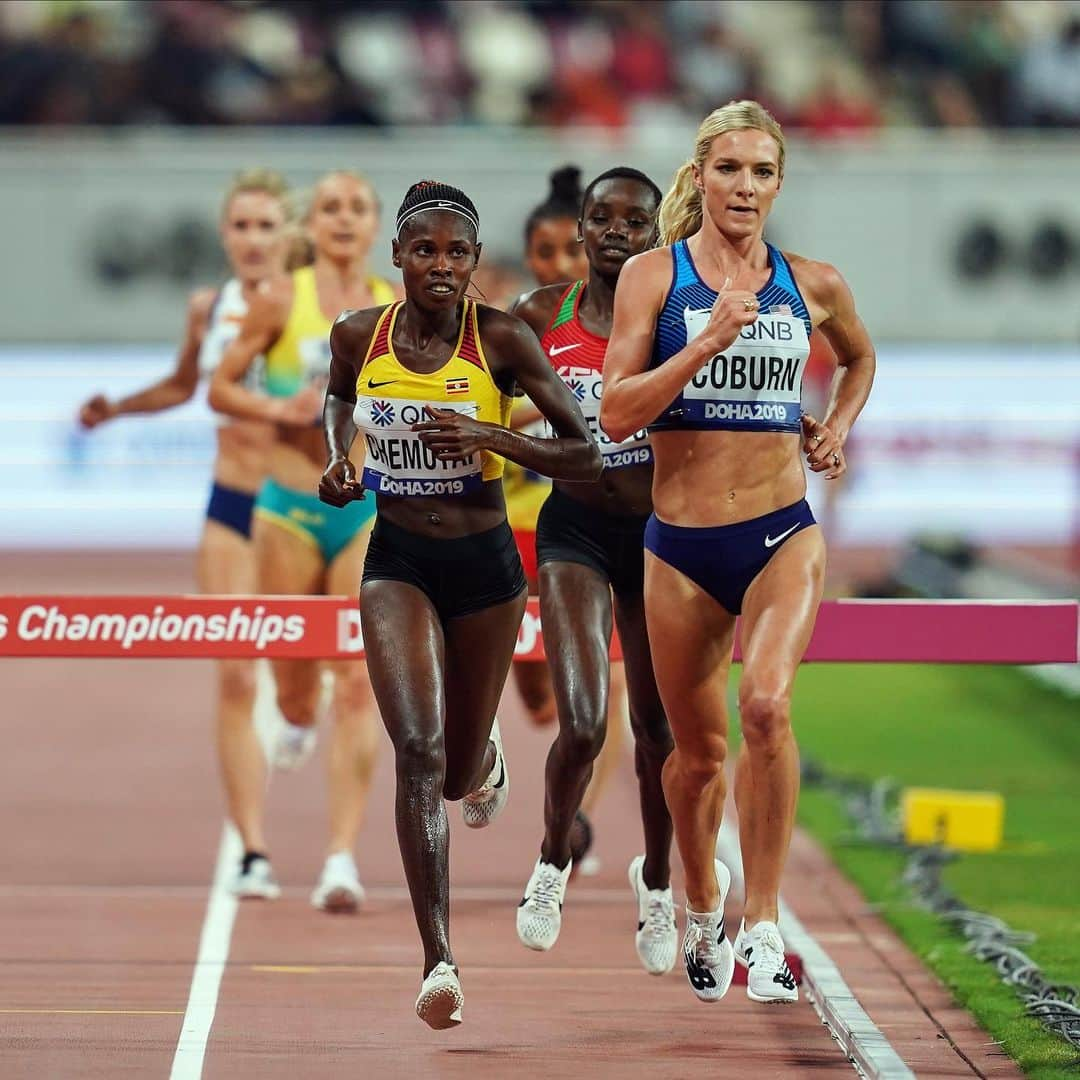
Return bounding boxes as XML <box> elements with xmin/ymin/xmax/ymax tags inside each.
<box><xmin>0</xmin><ymin>596</ymin><xmax>1075</xmax><ymax>664</ymax></box>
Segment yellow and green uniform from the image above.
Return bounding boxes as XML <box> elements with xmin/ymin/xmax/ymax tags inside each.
<box><xmin>353</xmin><ymin>299</ymin><xmax>512</xmax><ymax>498</ymax></box>
<box><xmin>255</xmin><ymin>266</ymin><xmax>395</xmax><ymax>559</ymax></box>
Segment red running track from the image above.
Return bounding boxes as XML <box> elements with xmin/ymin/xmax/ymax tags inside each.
<box><xmin>0</xmin><ymin>552</ymin><xmax>1026</xmax><ymax>1079</ymax></box>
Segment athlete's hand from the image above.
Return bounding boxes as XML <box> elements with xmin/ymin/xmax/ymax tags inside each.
<box><xmin>802</xmin><ymin>413</ymin><xmax>845</xmax><ymax>479</ymax></box>
<box><xmin>413</xmin><ymin>406</ymin><xmax>490</xmax><ymax>461</ymax></box>
<box><xmin>273</xmin><ymin>382</ymin><xmax>325</xmax><ymax>427</ymax></box>
<box><xmin>702</xmin><ymin>270</ymin><xmax>760</xmax><ymax>351</ymax></box>
<box><xmin>78</xmin><ymin>394</ymin><xmax>117</xmax><ymax>429</ymax></box>
<box><xmin>319</xmin><ymin>456</ymin><xmax>366</xmax><ymax>506</ymax></box>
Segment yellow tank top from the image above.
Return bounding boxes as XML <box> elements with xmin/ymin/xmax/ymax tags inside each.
<box><xmin>353</xmin><ymin>300</ymin><xmax>512</xmax><ymax>498</ymax></box>
<box><xmin>265</xmin><ymin>266</ymin><xmax>396</xmax><ymax>397</ymax></box>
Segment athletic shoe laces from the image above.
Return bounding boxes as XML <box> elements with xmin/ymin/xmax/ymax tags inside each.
<box><xmin>754</xmin><ymin>926</ymin><xmax>786</xmax><ymax>972</ymax></box>
<box><xmin>685</xmin><ymin>917</ymin><xmax>721</xmax><ymax>966</ymax></box>
<box><xmin>643</xmin><ymin>891</ymin><xmax>675</xmax><ymax>936</ymax></box>
<box><xmin>530</xmin><ymin>866</ymin><xmax>565</xmax><ymax>913</ymax></box>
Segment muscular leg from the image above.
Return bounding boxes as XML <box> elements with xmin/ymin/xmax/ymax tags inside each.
<box><xmin>734</xmin><ymin>527</ymin><xmax>825</xmax><ymax>927</ymax></box>
<box><xmin>645</xmin><ymin>551</ymin><xmax>737</xmax><ymax>912</ymax></box>
<box><xmin>323</xmin><ymin>527</ymin><xmax>379</xmax><ymax>857</ymax></box>
<box><xmin>580</xmin><ymin>661</ymin><xmax>628</xmax><ymax>817</ymax></box>
<box><xmin>196</xmin><ymin>519</ymin><xmax>264</xmax><ymax>851</ymax></box>
<box><xmin>536</xmin><ymin>561</ymin><xmax>613</xmax><ymax>870</ymax></box>
<box><xmin>253</xmin><ymin>516</ymin><xmax>325</xmax><ymax>730</ymax></box>
<box><xmin>361</xmin><ymin>580</ymin><xmax>450</xmax><ymax>975</ymax></box>
<box><xmin>441</xmin><ymin>590</ymin><xmax>529</xmax><ymax>801</ymax></box>
<box><xmin>613</xmin><ymin>590</ymin><xmax>673</xmax><ymax>890</ymax></box>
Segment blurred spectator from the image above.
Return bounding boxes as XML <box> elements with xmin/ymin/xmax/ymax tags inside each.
<box><xmin>1016</xmin><ymin>14</ymin><xmax>1080</xmax><ymax>127</ymax></box>
<box><xmin>0</xmin><ymin>0</ymin><xmax>1078</xmax><ymax>132</ymax></box>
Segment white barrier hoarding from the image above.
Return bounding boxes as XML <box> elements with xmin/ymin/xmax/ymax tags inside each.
<box><xmin>0</xmin><ymin>346</ymin><xmax>1075</xmax><ymax>548</ymax></box>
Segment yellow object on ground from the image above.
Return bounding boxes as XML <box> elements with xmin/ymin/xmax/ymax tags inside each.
<box><xmin>901</xmin><ymin>787</ymin><xmax>1005</xmax><ymax>852</ymax></box>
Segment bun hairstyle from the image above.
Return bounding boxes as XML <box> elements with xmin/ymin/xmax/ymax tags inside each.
<box><xmin>658</xmin><ymin>100</ymin><xmax>785</xmax><ymax>246</ymax></box>
<box><xmin>395</xmin><ymin>180</ymin><xmax>479</xmax><ymax>239</ymax></box>
<box><xmin>524</xmin><ymin>164</ymin><xmax>584</xmax><ymax>244</ymax></box>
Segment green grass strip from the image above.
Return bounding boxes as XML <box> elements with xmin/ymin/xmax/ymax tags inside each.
<box><xmin>785</xmin><ymin>664</ymin><xmax>1080</xmax><ymax>1079</ymax></box>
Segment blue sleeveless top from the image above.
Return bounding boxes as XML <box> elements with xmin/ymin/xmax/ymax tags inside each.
<box><xmin>649</xmin><ymin>240</ymin><xmax>812</xmax><ymax>434</ymax></box>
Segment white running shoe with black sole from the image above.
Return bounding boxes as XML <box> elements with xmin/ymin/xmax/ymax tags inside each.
<box><xmin>628</xmin><ymin>855</ymin><xmax>677</xmax><ymax>975</ymax></box>
<box><xmin>516</xmin><ymin>856</ymin><xmax>572</xmax><ymax>951</ymax></box>
<box><xmin>232</xmin><ymin>855</ymin><xmax>281</xmax><ymax>900</ymax></box>
<box><xmin>733</xmin><ymin>918</ymin><xmax>799</xmax><ymax>1003</ymax></box>
<box><xmin>461</xmin><ymin>718</ymin><xmax>508</xmax><ymax>828</ymax></box>
<box><xmin>310</xmin><ymin>851</ymin><xmax>365</xmax><ymax>913</ymax></box>
<box><xmin>682</xmin><ymin>859</ymin><xmax>736</xmax><ymax>1002</ymax></box>
<box><xmin>415</xmin><ymin>962</ymin><xmax>463</xmax><ymax>1029</ymax></box>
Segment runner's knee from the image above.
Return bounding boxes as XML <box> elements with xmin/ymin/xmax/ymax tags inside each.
<box><xmin>217</xmin><ymin>659</ymin><xmax>255</xmax><ymax>710</ymax></box>
<box><xmin>667</xmin><ymin>731</ymin><xmax>727</xmax><ymax>789</ymax></box>
<box><xmin>738</xmin><ymin>686</ymin><xmax>792</xmax><ymax>757</ymax></box>
<box><xmin>395</xmin><ymin>728</ymin><xmax>446</xmax><ymax>783</ymax></box>
<box><xmin>558</xmin><ymin>703</ymin><xmax>607</xmax><ymax>766</ymax></box>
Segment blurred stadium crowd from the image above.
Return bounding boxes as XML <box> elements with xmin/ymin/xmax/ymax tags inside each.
<box><xmin>2</xmin><ymin>0</ymin><xmax>1080</xmax><ymax>131</ymax></box>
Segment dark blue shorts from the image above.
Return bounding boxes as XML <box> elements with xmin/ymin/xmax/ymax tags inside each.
<box><xmin>643</xmin><ymin>499</ymin><xmax>816</xmax><ymax>616</ymax></box>
<box><xmin>206</xmin><ymin>482</ymin><xmax>255</xmax><ymax>539</ymax></box>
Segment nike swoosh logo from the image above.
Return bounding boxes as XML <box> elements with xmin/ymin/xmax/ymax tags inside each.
<box><xmin>367</xmin><ymin>378</ymin><xmax>397</xmax><ymax>389</ymax></box>
<box><xmin>683</xmin><ymin>306</ymin><xmax>712</xmax><ymax>318</ymax></box>
<box><xmin>548</xmin><ymin>343</ymin><xmax>581</xmax><ymax>357</ymax></box>
<box><xmin>764</xmin><ymin>523</ymin><xmax>800</xmax><ymax>548</ymax></box>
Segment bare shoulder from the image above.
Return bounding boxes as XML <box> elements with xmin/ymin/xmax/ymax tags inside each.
<box><xmin>615</xmin><ymin>246</ymin><xmax>675</xmax><ymax>305</ymax></box>
<box><xmin>330</xmin><ymin>305</ymin><xmax>386</xmax><ymax>357</ymax></box>
<box><xmin>506</xmin><ymin>283</ymin><xmax>566</xmax><ymax>336</ymax></box>
<box><xmin>783</xmin><ymin>251</ymin><xmax>851</xmax><ymax>311</ymax></box>
<box><xmin>475</xmin><ymin>303</ymin><xmax>537</xmax><ymax>353</ymax></box>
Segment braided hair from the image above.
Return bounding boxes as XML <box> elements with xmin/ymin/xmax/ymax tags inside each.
<box><xmin>396</xmin><ymin>180</ymin><xmax>479</xmax><ymax>239</ymax></box>
<box><xmin>524</xmin><ymin>165</ymin><xmax>583</xmax><ymax>245</ymax></box>
<box><xmin>583</xmin><ymin>166</ymin><xmax>663</xmax><ymax>212</ymax></box>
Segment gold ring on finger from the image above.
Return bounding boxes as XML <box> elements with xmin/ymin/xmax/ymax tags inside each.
<box><xmin>743</xmin><ymin>299</ymin><xmax>757</xmax><ymax>312</ymax></box>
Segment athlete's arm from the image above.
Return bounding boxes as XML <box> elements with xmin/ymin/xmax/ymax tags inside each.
<box><xmin>505</xmin><ymin>286</ymin><xmax>561</xmax><ymax>430</ymax></box>
<box><xmin>413</xmin><ymin>309</ymin><xmax>602</xmax><ymax>482</ymax></box>
<box><xmin>208</xmin><ymin>279</ymin><xmax>319</xmax><ymax>426</ymax></box>
<box><xmin>320</xmin><ymin>309</ymin><xmax>379</xmax><ymax>506</ymax></box>
<box><xmin>78</xmin><ymin>288</ymin><xmax>212</xmax><ymax>428</ymax></box>
<box><xmin>599</xmin><ymin>250</ymin><xmax>758</xmax><ymax>442</ymax></box>
<box><xmin>804</xmin><ymin>262</ymin><xmax>875</xmax><ymax>444</ymax></box>
<box><xmin>793</xmin><ymin>258</ymin><xmax>876</xmax><ymax>478</ymax></box>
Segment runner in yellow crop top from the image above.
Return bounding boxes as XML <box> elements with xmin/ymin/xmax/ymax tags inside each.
<box><xmin>319</xmin><ymin>179</ymin><xmax>601</xmax><ymax>1029</ymax></box>
<box><xmin>209</xmin><ymin>170</ymin><xmax>396</xmax><ymax>913</ymax></box>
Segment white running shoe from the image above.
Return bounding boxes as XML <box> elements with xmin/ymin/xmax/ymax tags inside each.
<box><xmin>628</xmin><ymin>855</ymin><xmax>677</xmax><ymax>975</ymax></box>
<box><xmin>232</xmin><ymin>855</ymin><xmax>281</xmax><ymax>900</ymax></box>
<box><xmin>272</xmin><ymin>719</ymin><xmax>317</xmax><ymax>771</ymax></box>
<box><xmin>734</xmin><ymin>919</ymin><xmax>799</xmax><ymax>1003</ymax></box>
<box><xmin>682</xmin><ymin>859</ymin><xmax>736</xmax><ymax>1002</ymax></box>
<box><xmin>310</xmin><ymin>851</ymin><xmax>365</xmax><ymax>913</ymax></box>
<box><xmin>461</xmin><ymin>718</ymin><xmax>508</xmax><ymax>828</ymax></box>
<box><xmin>516</xmin><ymin>856</ymin><xmax>572</xmax><ymax>951</ymax></box>
<box><xmin>415</xmin><ymin>962</ymin><xmax>463</xmax><ymax>1030</ymax></box>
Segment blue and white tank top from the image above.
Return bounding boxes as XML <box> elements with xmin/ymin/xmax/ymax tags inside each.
<box><xmin>197</xmin><ymin>278</ymin><xmax>266</xmax><ymax>391</ymax></box>
<box><xmin>649</xmin><ymin>241</ymin><xmax>811</xmax><ymax>434</ymax></box>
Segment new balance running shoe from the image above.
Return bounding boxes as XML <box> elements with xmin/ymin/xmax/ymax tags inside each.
<box><xmin>734</xmin><ymin>919</ymin><xmax>799</xmax><ymax>1003</ymax></box>
<box><xmin>682</xmin><ymin>859</ymin><xmax>736</xmax><ymax>1001</ymax></box>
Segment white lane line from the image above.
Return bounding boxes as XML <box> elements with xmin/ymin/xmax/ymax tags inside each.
<box><xmin>716</xmin><ymin>816</ymin><xmax>914</xmax><ymax>1080</ymax></box>
<box><xmin>169</xmin><ymin>659</ymin><xmax>282</xmax><ymax>1079</ymax></box>
<box><xmin>168</xmin><ymin>824</ymin><xmax>240</xmax><ymax>1080</ymax></box>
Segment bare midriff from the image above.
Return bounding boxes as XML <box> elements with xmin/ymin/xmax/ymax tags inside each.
<box><xmin>650</xmin><ymin>429</ymin><xmax>805</xmax><ymax>527</ymax></box>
